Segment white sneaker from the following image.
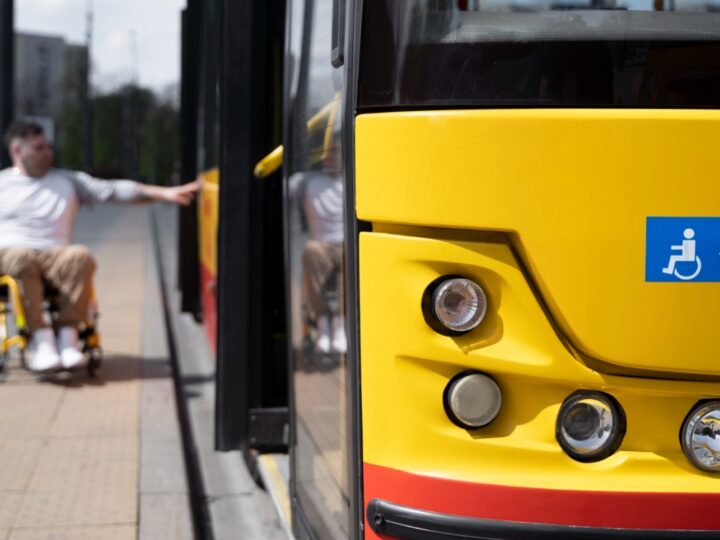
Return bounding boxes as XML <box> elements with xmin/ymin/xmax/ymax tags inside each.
<box><xmin>315</xmin><ymin>317</ymin><xmax>331</xmax><ymax>354</ymax></box>
<box><xmin>331</xmin><ymin>315</ymin><xmax>347</xmax><ymax>353</ymax></box>
<box><xmin>29</xmin><ymin>328</ymin><xmax>61</xmax><ymax>372</ymax></box>
<box><xmin>57</xmin><ymin>326</ymin><xmax>85</xmax><ymax>370</ymax></box>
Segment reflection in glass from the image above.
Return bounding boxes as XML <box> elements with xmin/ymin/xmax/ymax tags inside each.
<box><xmin>683</xmin><ymin>403</ymin><xmax>720</xmax><ymax>471</ymax></box>
<box><xmin>286</xmin><ymin>0</ymin><xmax>348</xmax><ymax>537</ymax></box>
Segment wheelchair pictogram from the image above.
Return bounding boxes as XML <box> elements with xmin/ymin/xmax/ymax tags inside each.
<box><xmin>662</xmin><ymin>228</ymin><xmax>702</xmax><ymax>281</ymax></box>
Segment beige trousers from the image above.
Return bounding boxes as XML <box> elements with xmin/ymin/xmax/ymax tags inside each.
<box><xmin>301</xmin><ymin>240</ymin><xmax>343</xmax><ymax>321</ymax></box>
<box><xmin>0</xmin><ymin>245</ymin><xmax>96</xmax><ymax>332</ymax></box>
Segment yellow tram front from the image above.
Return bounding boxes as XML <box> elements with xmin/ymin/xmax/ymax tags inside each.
<box><xmin>354</xmin><ymin>1</ymin><xmax>720</xmax><ymax>538</ymax></box>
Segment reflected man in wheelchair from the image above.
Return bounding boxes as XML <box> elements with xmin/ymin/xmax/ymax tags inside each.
<box><xmin>290</xmin><ymin>138</ymin><xmax>346</xmax><ymax>359</ymax></box>
<box><xmin>0</xmin><ymin>121</ymin><xmax>200</xmax><ymax>372</ymax></box>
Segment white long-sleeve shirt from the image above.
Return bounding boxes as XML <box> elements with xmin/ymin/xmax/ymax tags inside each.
<box><xmin>0</xmin><ymin>167</ymin><xmax>142</xmax><ymax>250</ymax></box>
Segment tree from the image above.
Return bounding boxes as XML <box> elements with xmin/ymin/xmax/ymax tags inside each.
<box><xmin>59</xmin><ymin>82</ymin><xmax>179</xmax><ymax>183</ymax></box>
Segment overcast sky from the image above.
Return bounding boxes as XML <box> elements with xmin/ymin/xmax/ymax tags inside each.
<box><xmin>16</xmin><ymin>0</ymin><xmax>185</xmax><ymax>92</ymax></box>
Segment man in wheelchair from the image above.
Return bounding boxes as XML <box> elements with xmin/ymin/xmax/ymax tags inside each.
<box><xmin>0</xmin><ymin>121</ymin><xmax>199</xmax><ymax>372</ymax></box>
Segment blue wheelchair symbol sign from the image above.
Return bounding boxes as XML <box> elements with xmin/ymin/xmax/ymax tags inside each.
<box><xmin>646</xmin><ymin>217</ymin><xmax>720</xmax><ymax>282</ymax></box>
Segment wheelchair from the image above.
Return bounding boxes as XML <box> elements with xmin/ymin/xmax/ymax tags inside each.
<box><xmin>300</xmin><ymin>256</ymin><xmax>344</xmax><ymax>372</ymax></box>
<box><xmin>0</xmin><ymin>275</ymin><xmax>103</xmax><ymax>379</ymax></box>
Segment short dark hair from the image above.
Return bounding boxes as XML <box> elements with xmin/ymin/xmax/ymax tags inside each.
<box><xmin>4</xmin><ymin>121</ymin><xmax>44</xmax><ymax>149</ymax></box>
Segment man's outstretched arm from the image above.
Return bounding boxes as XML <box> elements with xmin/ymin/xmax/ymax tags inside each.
<box><xmin>67</xmin><ymin>170</ymin><xmax>201</xmax><ymax>207</ymax></box>
<box><xmin>137</xmin><ymin>180</ymin><xmax>201</xmax><ymax>207</ymax></box>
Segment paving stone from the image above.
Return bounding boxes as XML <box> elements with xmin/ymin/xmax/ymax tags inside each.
<box><xmin>0</xmin><ymin>493</ymin><xmax>23</xmax><ymax>529</ymax></box>
<box><xmin>0</xmin><ymin>395</ymin><xmax>63</xmax><ymax>439</ymax></box>
<box><xmin>16</xmin><ymin>416</ymin><xmax>138</xmax><ymax>527</ymax></box>
<box><xmin>140</xmin><ymin>376</ymin><xmax>187</xmax><ymax>494</ymax></box>
<box><xmin>0</xmin><ymin>367</ymin><xmax>39</xmax><ymax>384</ymax></box>
<box><xmin>9</xmin><ymin>524</ymin><xmax>135</xmax><ymax>540</ymax></box>
<box><xmin>0</xmin><ymin>440</ymin><xmax>44</xmax><ymax>491</ymax></box>
<box><xmin>99</xmin><ymin>286</ymin><xmax>145</xmax><ymax>306</ymax></box>
<box><xmin>41</xmin><ymin>379</ymin><xmax>137</xmax><ymax>402</ymax></box>
<box><xmin>46</xmin><ymin>432</ymin><xmax>138</xmax><ymax>461</ymax></box>
<box><xmin>48</xmin><ymin>395</ymin><xmax>138</xmax><ymax>438</ymax></box>
<box><xmin>0</xmin><ymin>385</ymin><xmax>64</xmax><ymax>403</ymax></box>
<box><xmin>16</xmin><ymin>487</ymin><xmax>137</xmax><ymax>528</ymax></box>
<box><xmin>139</xmin><ymin>493</ymin><xmax>193</xmax><ymax>540</ymax></box>
<box><xmin>140</xmin><ymin>435</ymin><xmax>187</xmax><ymax>494</ymax></box>
<box><xmin>210</xmin><ymin>495</ymin><xmax>286</xmax><ymax>540</ymax></box>
<box><xmin>91</xmin><ymin>356</ymin><xmax>141</xmax><ymax>387</ymax></box>
<box><xmin>100</xmin><ymin>341</ymin><xmax>142</xmax><ymax>358</ymax></box>
<box><xmin>26</xmin><ymin>436</ymin><xmax>138</xmax><ymax>493</ymax></box>
<box><xmin>141</xmin><ymin>379</ymin><xmax>177</xmax><ymax>435</ymax></box>
<box><xmin>100</xmin><ymin>323</ymin><xmax>144</xmax><ymax>342</ymax></box>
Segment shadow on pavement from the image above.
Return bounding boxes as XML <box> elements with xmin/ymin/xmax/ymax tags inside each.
<box><xmin>2</xmin><ymin>354</ymin><xmax>175</xmax><ymax>388</ymax></box>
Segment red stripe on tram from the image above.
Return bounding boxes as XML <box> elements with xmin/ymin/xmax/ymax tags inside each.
<box><xmin>363</xmin><ymin>462</ymin><xmax>720</xmax><ymax>537</ymax></box>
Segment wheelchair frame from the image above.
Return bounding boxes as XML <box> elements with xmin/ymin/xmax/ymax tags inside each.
<box><xmin>0</xmin><ymin>275</ymin><xmax>103</xmax><ymax>379</ymax></box>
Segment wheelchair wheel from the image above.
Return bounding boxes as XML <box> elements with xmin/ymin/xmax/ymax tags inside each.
<box><xmin>87</xmin><ymin>347</ymin><xmax>102</xmax><ymax>378</ymax></box>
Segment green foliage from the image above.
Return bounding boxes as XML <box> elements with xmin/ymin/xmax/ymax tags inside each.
<box><xmin>59</xmin><ymin>83</ymin><xmax>179</xmax><ymax>184</ymax></box>
<box><xmin>59</xmin><ymin>97</ymin><xmax>84</xmax><ymax>170</ymax></box>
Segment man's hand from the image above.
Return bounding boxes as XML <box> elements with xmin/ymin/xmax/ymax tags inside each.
<box><xmin>139</xmin><ymin>180</ymin><xmax>201</xmax><ymax>206</ymax></box>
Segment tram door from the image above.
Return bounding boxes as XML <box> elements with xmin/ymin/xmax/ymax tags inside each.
<box><xmin>284</xmin><ymin>0</ymin><xmax>351</xmax><ymax>538</ymax></box>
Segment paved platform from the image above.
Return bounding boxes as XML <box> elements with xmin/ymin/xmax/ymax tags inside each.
<box><xmin>0</xmin><ymin>205</ymin><xmax>192</xmax><ymax>540</ymax></box>
<box><xmin>152</xmin><ymin>204</ymin><xmax>286</xmax><ymax>540</ymax></box>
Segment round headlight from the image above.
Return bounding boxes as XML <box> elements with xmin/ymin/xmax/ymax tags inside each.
<box><xmin>423</xmin><ymin>276</ymin><xmax>487</xmax><ymax>336</ymax></box>
<box><xmin>556</xmin><ymin>391</ymin><xmax>625</xmax><ymax>463</ymax></box>
<box><xmin>681</xmin><ymin>401</ymin><xmax>720</xmax><ymax>472</ymax></box>
<box><xmin>444</xmin><ymin>372</ymin><xmax>502</xmax><ymax>429</ymax></box>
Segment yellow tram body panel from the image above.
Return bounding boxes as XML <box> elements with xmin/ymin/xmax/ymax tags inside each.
<box><xmin>359</xmin><ymin>231</ymin><xmax>719</xmax><ymax>493</ymax></box>
<box><xmin>357</xmin><ymin>110</ymin><xmax>720</xmax><ymax>377</ymax></box>
<box><xmin>199</xmin><ymin>168</ymin><xmax>219</xmax><ymax>278</ymax></box>
<box><xmin>198</xmin><ymin>168</ymin><xmax>219</xmax><ymax>351</ymax></box>
<box><xmin>355</xmin><ymin>111</ymin><xmax>720</xmax><ymax>531</ymax></box>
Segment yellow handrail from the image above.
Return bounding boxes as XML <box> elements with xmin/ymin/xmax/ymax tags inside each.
<box><xmin>254</xmin><ymin>145</ymin><xmax>284</xmax><ymax>179</ymax></box>
<box><xmin>253</xmin><ymin>93</ymin><xmax>341</xmax><ymax>179</ymax></box>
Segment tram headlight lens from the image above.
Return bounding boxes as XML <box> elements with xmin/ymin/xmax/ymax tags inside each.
<box><xmin>426</xmin><ymin>277</ymin><xmax>487</xmax><ymax>335</ymax></box>
<box><xmin>681</xmin><ymin>402</ymin><xmax>720</xmax><ymax>472</ymax></box>
<box><xmin>556</xmin><ymin>392</ymin><xmax>625</xmax><ymax>462</ymax></box>
<box><xmin>444</xmin><ymin>372</ymin><xmax>502</xmax><ymax>429</ymax></box>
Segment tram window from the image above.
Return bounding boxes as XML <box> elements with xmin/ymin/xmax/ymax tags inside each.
<box><xmin>198</xmin><ymin>0</ymin><xmax>219</xmax><ymax>171</ymax></box>
<box><xmin>286</xmin><ymin>0</ymin><xmax>349</xmax><ymax>538</ymax></box>
<box><xmin>359</xmin><ymin>0</ymin><xmax>720</xmax><ymax>109</ymax></box>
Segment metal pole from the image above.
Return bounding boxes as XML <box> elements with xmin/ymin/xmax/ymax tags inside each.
<box><xmin>128</xmin><ymin>29</ymin><xmax>139</xmax><ymax>179</ymax></box>
<box><xmin>82</xmin><ymin>0</ymin><xmax>93</xmax><ymax>171</ymax></box>
<box><xmin>0</xmin><ymin>0</ymin><xmax>14</xmax><ymax>167</ymax></box>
